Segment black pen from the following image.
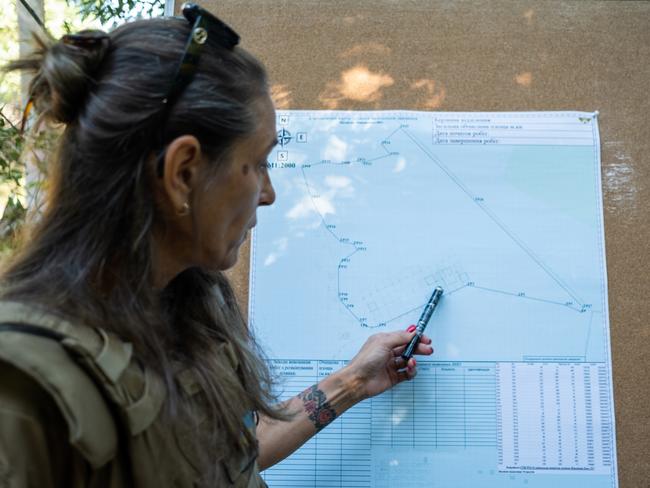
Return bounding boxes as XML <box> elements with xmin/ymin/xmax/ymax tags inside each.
<box><xmin>401</xmin><ymin>286</ymin><xmax>444</xmax><ymax>361</ymax></box>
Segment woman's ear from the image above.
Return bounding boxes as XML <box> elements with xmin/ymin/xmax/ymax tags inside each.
<box><xmin>159</xmin><ymin>135</ymin><xmax>203</xmax><ymax>214</ymax></box>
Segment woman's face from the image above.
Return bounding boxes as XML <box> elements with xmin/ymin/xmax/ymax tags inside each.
<box><xmin>194</xmin><ymin>95</ymin><xmax>277</xmax><ymax>270</ymax></box>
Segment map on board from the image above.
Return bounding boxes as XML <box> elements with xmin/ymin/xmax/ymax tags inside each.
<box><xmin>249</xmin><ymin>111</ymin><xmax>618</xmax><ymax>488</ymax></box>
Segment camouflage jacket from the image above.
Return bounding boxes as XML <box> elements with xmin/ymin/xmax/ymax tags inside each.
<box><xmin>0</xmin><ymin>301</ymin><xmax>266</xmax><ymax>487</ymax></box>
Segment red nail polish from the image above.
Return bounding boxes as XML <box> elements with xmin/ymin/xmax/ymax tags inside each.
<box><xmin>407</xmin><ymin>325</ymin><xmax>416</xmax><ymax>333</ymax></box>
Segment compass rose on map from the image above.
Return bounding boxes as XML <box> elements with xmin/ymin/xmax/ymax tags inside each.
<box><xmin>277</xmin><ymin>128</ymin><xmax>292</xmax><ymax>147</ymax></box>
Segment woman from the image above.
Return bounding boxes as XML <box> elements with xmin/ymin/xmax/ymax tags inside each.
<box><xmin>0</xmin><ymin>4</ymin><xmax>433</xmax><ymax>486</ymax></box>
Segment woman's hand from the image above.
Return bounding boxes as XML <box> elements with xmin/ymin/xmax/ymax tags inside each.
<box><xmin>343</xmin><ymin>326</ymin><xmax>434</xmax><ymax>400</ymax></box>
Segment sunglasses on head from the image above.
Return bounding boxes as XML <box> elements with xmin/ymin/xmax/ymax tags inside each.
<box><xmin>156</xmin><ymin>2</ymin><xmax>241</xmax><ymax>176</ymax></box>
<box><xmin>164</xmin><ymin>2</ymin><xmax>240</xmax><ymax>106</ymax></box>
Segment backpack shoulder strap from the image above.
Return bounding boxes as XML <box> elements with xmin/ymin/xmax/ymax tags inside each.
<box><xmin>0</xmin><ymin>305</ymin><xmax>119</xmax><ymax>468</ymax></box>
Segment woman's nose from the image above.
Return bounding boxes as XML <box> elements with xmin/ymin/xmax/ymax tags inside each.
<box><xmin>259</xmin><ymin>173</ymin><xmax>276</xmax><ymax>206</ymax></box>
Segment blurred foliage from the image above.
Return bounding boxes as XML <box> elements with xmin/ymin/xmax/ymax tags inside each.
<box><xmin>0</xmin><ymin>113</ymin><xmax>23</xmax><ymax>188</ymax></box>
<box><xmin>0</xmin><ymin>1</ymin><xmax>21</xmax><ymax>106</ymax></box>
<box><xmin>67</xmin><ymin>0</ymin><xmax>164</xmax><ymax>27</ymax></box>
<box><xmin>0</xmin><ymin>0</ymin><xmax>163</xmax><ymax>255</ymax></box>
<box><xmin>0</xmin><ymin>109</ymin><xmax>27</xmax><ymax>252</ymax></box>
<box><xmin>0</xmin><ymin>107</ymin><xmax>61</xmax><ymax>253</ymax></box>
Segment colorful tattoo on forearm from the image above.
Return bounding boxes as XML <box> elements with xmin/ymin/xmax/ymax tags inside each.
<box><xmin>298</xmin><ymin>384</ymin><xmax>337</xmax><ymax>431</ymax></box>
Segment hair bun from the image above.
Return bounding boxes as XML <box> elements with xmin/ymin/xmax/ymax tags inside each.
<box><xmin>29</xmin><ymin>30</ymin><xmax>111</xmax><ymax>125</ymax></box>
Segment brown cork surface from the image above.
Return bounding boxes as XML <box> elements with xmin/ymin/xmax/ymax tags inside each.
<box><xmin>201</xmin><ymin>1</ymin><xmax>650</xmax><ymax>485</ymax></box>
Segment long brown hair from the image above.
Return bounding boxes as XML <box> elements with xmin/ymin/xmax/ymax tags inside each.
<box><xmin>3</xmin><ymin>15</ymin><xmax>282</xmax><ymax>481</ymax></box>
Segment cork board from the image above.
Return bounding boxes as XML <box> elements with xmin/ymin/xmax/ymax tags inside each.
<box><xmin>192</xmin><ymin>1</ymin><xmax>649</xmax><ymax>485</ymax></box>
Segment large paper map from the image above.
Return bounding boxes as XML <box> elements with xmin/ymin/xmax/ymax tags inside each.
<box><xmin>249</xmin><ymin>111</ymin><xmax>617</xmax><ymax>487</ymax></box>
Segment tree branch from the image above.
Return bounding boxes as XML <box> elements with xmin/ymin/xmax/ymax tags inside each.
<box><xmin>0</xmin><ymin>107</ymin><xmax>19</xmax><ymax>131</ymax></box>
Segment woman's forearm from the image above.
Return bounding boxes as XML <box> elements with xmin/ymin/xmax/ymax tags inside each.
<box><xmin>255</xmin><ymin>329</ymin><xmax>432</xmax><ymax>470</ymax></box>
<box><xmin>256</xmin><ymin>366</ymin><xmax>364</xmax><ymax>470</ymax></box>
